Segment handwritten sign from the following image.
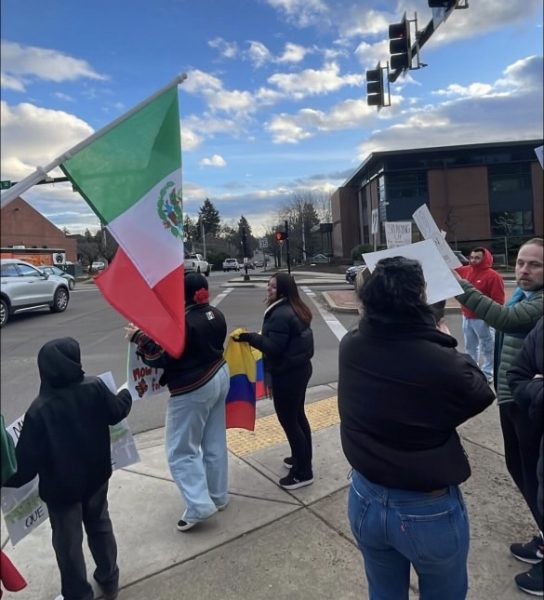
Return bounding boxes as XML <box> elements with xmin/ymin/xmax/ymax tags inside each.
<box><xmin>0</xmin><ymin>415</ymin><xmax>49</xmax><ymax>545</ymax></box>
<box><xmin>98</xmin><ymin>372</ymin><xmax>140</xmax><ymax>470</ymax></box>
<box><xmin>362</xmin><ymin>239</ymin><xmax>463</xmax><ymax>305</ymax></box>
<box><xmin>412</xmin><ymin>204</ymin><xmax>461</xmax><ymax>269</ymax></box>
<box><xmin>371</xmin><ymin>208</ymin><xmax>379</xmax><ymax>235</ymax></box>
<box><xmin>126</xmin><ymin>344</ymin><xmax>165</xmax><ymax>401</ymax></box>
<box><xmin>384</xmin><ymin>221</ymin><xmax>412</xmax><ymax>248</ymax></box>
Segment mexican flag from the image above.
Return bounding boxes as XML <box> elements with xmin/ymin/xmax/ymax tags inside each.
<box><xmin>60</xmin><ymin>84</ymin><xmax>186</xmax><ymax>357</ymax></box>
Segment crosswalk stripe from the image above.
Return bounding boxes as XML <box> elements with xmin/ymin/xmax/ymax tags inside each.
<box><xmin>301</xmin><ymin>286</ymin><xmax>347</xmax><ymax>341</ymax></box>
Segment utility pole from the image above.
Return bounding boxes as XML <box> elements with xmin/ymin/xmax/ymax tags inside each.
<box><xmin>201</xmin><ymin>221</ymin><xmax>207</xmax><ymax>260</ymax></box>
<box><xmin>241</xmin><ymin>226</ymin><xmax>250</xmax><ymax>281</ymax></box>
<box><xmin>285</xmin><ymin>219</ymin><xmax>291</xmax><ymax>274</ymax></box>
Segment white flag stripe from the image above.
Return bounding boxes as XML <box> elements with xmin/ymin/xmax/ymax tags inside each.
<box><xmin>107</xmin><ymin>169</ymin><xmax>184</xmax><ymax>288</ymax></box>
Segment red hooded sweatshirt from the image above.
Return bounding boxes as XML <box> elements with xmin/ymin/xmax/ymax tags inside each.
<box><xmin>456</xmin><ymin>248</ymin><xmax>505</xmax><ymax>319</ymax></box>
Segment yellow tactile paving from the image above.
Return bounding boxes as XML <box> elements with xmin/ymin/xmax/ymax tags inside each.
<box><xmin>227</xmin><ymin>395</ymin><xmax>339</xmax><ymax>457</ymax></box>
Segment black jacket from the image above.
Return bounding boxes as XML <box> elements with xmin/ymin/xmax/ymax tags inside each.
<box><xmin>507</xmin><ymin>316</ymin><xmax>544</xmax><ymax>516</ymax></box>
<box><xmin>243</xmin><ymin>299</ymin><xmax>313</xmax><ymax>375</ymax></box>
<box><xmin>134</xmin><ymin>302</ymin><xmax>227</xmax><ymax>395</ymax></box>
<box><xmin>5</xmin><ymin>338</ymin><xmax>132</xmax><ymax>506</ymax></box>
<box><xmin>338</xmin><ymin>312</ymin><xmax>495</xmax><ymax>491</ymax></box>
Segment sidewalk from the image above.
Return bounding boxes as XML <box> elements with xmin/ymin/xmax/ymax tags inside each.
<box><xmin>1</xmin><ymin>383</ymin><xmax>533</xmax><ymax>599</ymax></box>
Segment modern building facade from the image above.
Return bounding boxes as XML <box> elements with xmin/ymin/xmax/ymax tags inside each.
<box><xmin>331</xmin><ymin>139</ymin><xmax>543</xmax><ymax>259</ymax></box>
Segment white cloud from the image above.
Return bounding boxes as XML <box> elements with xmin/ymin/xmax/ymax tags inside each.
<box><xmin>199</xmin><ymin>154</ymin><xmax>227</xmax><ymax>167</ymax></box>
<box><xmin>208</xmin><ymin>37</ymin><xmax>239</xmax><ymax>59</ymax></box>
<box><xmin>1</xmin><ymin>41</ymin><xmax>107</xmax><ymax>92</ymax></box>
<box><xmin>357</xmin><ymin>55</ymin><xmax>544</xmax><ymax>158</ymax></box>
<box><xmin>181</xmin><ymin>126</ymin><xmax>203</xmax><ymax>151</ymax></box>
<box><xmin>185</xmin><ymin>69</ymin><xmax>256</xmax><ymax>115</ymax></box>
<box><xmin>247</xmin><ymin>41</ymin><xmax>272</xmax><ymax>67</ymax></box>
<box><xmin>353</xmin><ymin>39</ymin><xmax>389</xmax><ymax>69</ymax></box>
<box><xmin>268</xmin><ymin>62</ymin><xmax>363</xmax><ymax>99</ymax></box>
<box><xmin>266</xmin><ymin>0</ymin><xmax>328</xmax><ymax>27</ymax></box>
<box><xmin>0</xmin><ymin>101</ymin><xmax>94</xmax><ymax>180</ymax></box>
<box><xmin>339</xmin><ymin>8</ymin><xmax>392</xmax><ymax>39</ymax></box>
<box><xmin>278</xmin><ymin>42</ymin><xmax>308</xmax><ymax>63</ymax></box>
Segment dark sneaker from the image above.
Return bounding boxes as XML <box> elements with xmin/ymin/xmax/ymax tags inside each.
<box><xmin>279</xmin><ymin>473</ymin><xmax>313</xmax><ymax>490</ymax></box>
<box><xmin>283</xmin><ymin>456</ymin><xmax>293</xmax><ymax>469</ymax></box>
<box><xmin>94</xmin><ymin>577</ymin><xmax>119</xmax><ymax>600</ymax></box>
<box><xmin>515</xmin><ymin>562</ymin><xmax>543</xmax><ymax>596</ymax></box>
<box><xmin>511</xmin><ymin>535</ymin><xmax>544</xmax><ymax>564</ymax></box>
<box><xmin>176</xmin><ymin>518</ymin><xmax>197</xmax><ymax>532</ymax></box>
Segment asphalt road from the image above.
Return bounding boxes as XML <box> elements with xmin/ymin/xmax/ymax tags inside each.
<box><xmin>0</xmin><ymin>270</ymin><xmax>467</xmax><ymax>433</ymax></box>
<box><xmin>1</xmin><ymin>271</ymin><xmax>367</xmax><ymax>434</ymax></box>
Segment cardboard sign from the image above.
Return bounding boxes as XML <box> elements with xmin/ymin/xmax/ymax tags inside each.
<box><xmin>126</xmin><ymin>344</ymin><xmax>165</xmax><ymax>401</ymax></box>
<box><xmin>412</xmin><ymin>204</ymin><xmax>461</xmax><ymax>268</ymax></box>
<box><xmin>362</xmin><ymin>239</ymin><xmax>463</xmax><ymax>305</ymax></box>
<box><xmin>384</xmin><ymin>221</ymin><xmax>412</xmax><ymax>248</ymax></box>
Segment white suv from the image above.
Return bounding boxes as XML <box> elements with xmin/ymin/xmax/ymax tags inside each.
<box><xmin>222</xmin><ymin>258</ymin><xmax>240</xmax><ymax>272</ymax></box>
<box><xmin>0</xmin><ymin>259</ymin><xmax>70</xmax><ymax>327</ymax></box>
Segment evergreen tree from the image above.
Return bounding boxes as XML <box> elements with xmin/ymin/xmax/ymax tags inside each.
<box><xmin>197</xmin><ymin>198</ymin><xmax>221</xmax><ymax>237</ymax></box>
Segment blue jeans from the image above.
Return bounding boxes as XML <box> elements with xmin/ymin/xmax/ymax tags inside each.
<box><xmin>462</xmin><ymin>317</ymin><xmax>494</xmax><ymax>379</ymax></box>
<box><xmin>165</xmin><ymin>364</ymin><xmax>230</xmax><ymax>523</ymax></box>
<box><xmin>348</xmin><ymin>470</ymin><xmax>469</xmax><ymax>600</ymax></box>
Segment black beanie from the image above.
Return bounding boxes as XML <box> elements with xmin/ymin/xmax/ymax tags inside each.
<box><xmin>185</xmin><ymin>272</ymin><xmax>208</xmax><ymax>304</ymax></box>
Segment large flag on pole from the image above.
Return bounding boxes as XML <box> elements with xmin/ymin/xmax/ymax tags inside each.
<box><xmin>60</xmin><ymin>81</ymin><xmax>186</xmax><ymax>357</ymax></box>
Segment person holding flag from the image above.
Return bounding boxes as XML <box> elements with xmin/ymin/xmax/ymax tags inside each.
<box><xmin>125</xmin><ymin>273</ymin><xmax>229</xmax><ymax>532</ymax></box>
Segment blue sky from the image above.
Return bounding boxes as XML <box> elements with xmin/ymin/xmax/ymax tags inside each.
<box><xmin>1</xmin><ymin>0</ymin><xmax>542</xmax><ymax>235</ymax></box>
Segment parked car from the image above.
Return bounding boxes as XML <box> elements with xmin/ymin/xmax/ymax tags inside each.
<box><xmin>40</xmin><ymin>265</ymin><xmax>76</xmax><ymax>290</ymax></box>
<box><xmin>222</xmin><ymin>258</ymin><xmax>240</xmax><ymax>272</ymax></box>
<box><xmin>0</xmin><ymin>259</ymin><xmax>70</xmax><ymax>327</ymax></box>
<box><xmin>345</xmin><ymin>264</ymin><xmax>367</xmax><ymax>286</ymax></box>
<box><xmin>254</xmin><ymin>260</ymin><xmax>264</xmax><ymax>268</ymax></box>
<box><xmin>90</xmin><ymin>261</ymin><xmax>106</xmax><ymax>272</ymax></box>
<box><xmin>185</xmin><ymin>253</ymin><xmax>210</xmax><ymax>276</ymax></box>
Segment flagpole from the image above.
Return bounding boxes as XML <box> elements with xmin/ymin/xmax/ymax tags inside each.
<box><xmin>1</xmin><ymin>73</ymin><xmax>188</xmax><ymax>209</ymax></box>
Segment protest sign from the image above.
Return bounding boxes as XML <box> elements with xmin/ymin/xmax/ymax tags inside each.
<box><xmin>384</xmin><ymin>221</ymin><xmax>412</xmax><ymax>248</ymax></box>
<box><xmin>371</xmin><ymin>208</ymin><xmax>379</xmax><ymax>235</ymax></box>
<box><xmin>412</xmin><ymin>204</ymin><xmax>461</xmax><ymax>268</ymax></box>
<box><xmin>98</xmin><ymin>371</ymin><xmax>140</xmax><ymax>470</ymax></box>
<box><xmin>126</xmin><ymin>343</ymin><xmax>165</xmax><ymax>401</ymax></box>
<box><xmin>0</xmin><ymin>415</ymin><xmax>48</xmax><ymax>545</ymax></box>
<box><xmin>362</xmin><ymin>239</ymin><xmax>463</xmax><ymax>305</ymax></box>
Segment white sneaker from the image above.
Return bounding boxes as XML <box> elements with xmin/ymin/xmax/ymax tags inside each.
<box><xmin>54</xmin><ymin>595</ymin><xmax>64</xmax><ymax>600</ymax></box>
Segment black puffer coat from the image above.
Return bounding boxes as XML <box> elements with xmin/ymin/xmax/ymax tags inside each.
<box><xmin>338</xmin><ymin>312</ymin><xmax>495</xmax><ymax>492</ymax></box>
<box><xmin>242</xmin><ymin>299</ymin><xmax>313</xmax><ymax>375</ymax></box>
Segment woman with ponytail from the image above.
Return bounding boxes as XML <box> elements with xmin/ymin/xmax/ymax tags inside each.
<box><xmin>235</xmin><ymin>272</ymin><xmax>314</xmax><ymax>490</ymax></box>
<box><xmin>125</xmin><ymin>273</ymin><xmax>229</xmax><ymax>531</ymax></box>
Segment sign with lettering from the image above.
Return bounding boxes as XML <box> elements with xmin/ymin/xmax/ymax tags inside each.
<box><xmin>371</xmin><ymin>208</ymin><xmax>379</xmax><ymax>235</ymax></box>
<box><xmin>412</xmin><ymin>204</ymin><xmax>461</xmax><ymax>268</ymax></box>
<box><xmin>0</xmin><ymin>415</ymin><xmax>49</xmax><ymax>545</ymax></box>
<box><xmin>126</xmin><ymin>344</ymin><xmax>165</xmax><ymax>401</ymax></box>
<box><xmin>384</xmin><ymin>221</ymin><xmax>412</xmax><ymax>248</ymax></box>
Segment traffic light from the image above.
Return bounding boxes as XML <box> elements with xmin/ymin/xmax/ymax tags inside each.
<box><xmin>389</xmin><ymin>15</ymin><xmax>411</xmax><ymax>70</ymax></box>
<box><xmin>366</xmin><ymin>66</ymin><xmax>385</xmax><ymax>107</ymax></box>
<box><xmin>275</xmin><ymin>230</ymin><xmax>287</xmax><ymax>241</ymax></box>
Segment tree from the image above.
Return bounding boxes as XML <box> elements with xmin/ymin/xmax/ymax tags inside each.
<box><xmin>279</xmin><ymin>193</ymin><xmax>321</xmax><ymax>262</ymax></box>
<box><xmin>197</xmin><ymin>198</ymin><xmax>221</xmax><ymax>238</ymax></box>
<box><xmin>237</xmin><ymin>215</ymin><xmax>257</xmax><ymax>257</ymax></box>
<box><xmin>183</xmin><ymin>214</ymin><xmax>198</xmax><ymax>251</ymax></box>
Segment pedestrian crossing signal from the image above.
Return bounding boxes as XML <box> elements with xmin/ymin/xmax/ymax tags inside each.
<box><xmin>275</xmin><ymin>231</ymin><xmax>287</xmax><ymax>241</ymax></box>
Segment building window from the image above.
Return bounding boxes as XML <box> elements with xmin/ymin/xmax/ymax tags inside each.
<box><xmin>488</xmin><ymin>163</ymin><xmax>533</xmax><ymax>235</ymax></box>
<box><xmin>385</xmin><ymin>172</ymin><xmax>428</xmax><ymax>220</ymax></box>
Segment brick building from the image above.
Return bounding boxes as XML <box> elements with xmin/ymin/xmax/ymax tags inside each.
<box><xmin>331</xmin><ymin>139</ymin><xmax>543</xmax><ymax>259</ymax></box>
<box><xmin>0</xmin><ymin>196</ymin><xmax>77</xmax><ymax>262</ymax></box>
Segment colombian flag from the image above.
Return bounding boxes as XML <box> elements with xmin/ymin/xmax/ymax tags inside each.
<box><xmin>224</xmin><ymin>329</ymin><xmax>266</xmax><ymax>431</ymax></box>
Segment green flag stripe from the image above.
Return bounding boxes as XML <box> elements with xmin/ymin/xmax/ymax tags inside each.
<box><xmin>61</xmin><ymin>87</ymin><xmax>181</xmax><ymax>224</ymax></box>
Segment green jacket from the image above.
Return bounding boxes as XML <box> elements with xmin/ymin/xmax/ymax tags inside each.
<box><xmin>1</xmin><ymin>414</ymin><xmax>17</xmax><ymax>486</ymax></box>
<box><xmin>456</xmin><ymin>282</ymin><xmax>544</xmax><ymax>404</ymax></box>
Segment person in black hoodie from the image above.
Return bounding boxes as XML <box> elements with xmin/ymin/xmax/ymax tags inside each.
<box><xmin>338</xmin><ymin>257</ymin><xmax>494</xmax><ymax>600</ymax></box>
<box><xmin>235</xmin><ymin>272</ymin><xmax>314</xmax><ymax>490</ymax></box>
<box><xmin>126</xmin><ymin>272</ymin><xmax>229</xmax><ymax>532</ymax></box>
<box><xmin>5</xmin><ymin>337</ymin><xmax>132</xmax><ymax>600</ymax></box>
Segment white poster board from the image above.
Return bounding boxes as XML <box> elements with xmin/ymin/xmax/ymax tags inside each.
<box><xmin>362</xmin><ymin>239</ymin><xmax>463</xmax><ymax>305</ymax></box>
<box><xmin>0</xmin><ymin>416</ymin><xmax>48</xmax><ymax>545</ymax></box>
<box><xmin>384</xmin><ymin>221</ymin><xmax>412</xmax><ymax>248</ymax></box>
<box><xmin>126</xmin><ymin>344</ymin><xmax>165</xmax><ymax>401</ymax></box>
<box><xmin>412</xmin><ymin>204</ymin><xmax>461</xmax><ymax>268</ymax></box>
<box><xmin>1</xmin><ymin>373</ymin><xmax>139</xmax><ymax>546</ymax></box>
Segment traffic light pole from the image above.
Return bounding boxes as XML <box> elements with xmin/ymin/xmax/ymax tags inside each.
<box><xmin>285</xmin><ymin>220</ymin><xmax>291</xmax><ymax>274</ymax></box>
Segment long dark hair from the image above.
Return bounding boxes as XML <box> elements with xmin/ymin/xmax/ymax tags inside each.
<box><xmin>359</xmin><ymin>256</ymin><xmax>432</xmax><ymax>321</ymax></box>
<box><xmin>270</xmin><ymin>272</ymin><xmax>312</xmax><ymax>326</ymax></box>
